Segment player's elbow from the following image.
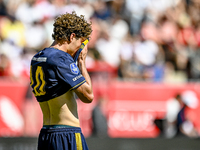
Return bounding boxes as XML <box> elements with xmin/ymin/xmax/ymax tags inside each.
<box><xmin>89</xmin><ymin>93</ymin><xmax>94</xmax><ymax>103</ymax></box>
<box><xmin>84</xmin><ymin>93</ymin><xmax>94</xmax><ymax>103</ymax></box>
<box><xmin>74</xmin><ymin>86</ymin><xmax>94</xmax><ymax>103</ymax></box>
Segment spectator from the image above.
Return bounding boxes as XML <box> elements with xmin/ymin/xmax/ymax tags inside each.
<box><xmin>164</xmin><ymin>94</ymin><xmax>183</xmax><ymax>138</ymax></box>
<box><xmin>0</xmin><ymin>53</ymin><xmax>12</xmax><ymax>77</ymax></box>
<box><xmin>176</xmin><ymin>91</ymin><xmax>199</xmax><ymax>138</ymax></box>
<box><xmin>0</xmin><ymin>0</ymin><xmax>7</xmax><ymax>16</ymax></box>
<box><xmin>92</xmin><ymin>97</ymin><xmax>108</xmax><ymax>138</ymax></box>
<box><xmin>0</xmin><ymin>0</ymin><xmax>200</xmax><ymax>82</ymax></box>
<box><xmin>164</xmin><ymin>91</ymin><xmax>199</xmax><ymax>138</ymax></box>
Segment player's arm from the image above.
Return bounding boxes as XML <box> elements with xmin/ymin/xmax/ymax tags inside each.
<box><xmin>74</xmin><ymin>44</ymin><xmax>94</xmax><ymax>103</ymax></box>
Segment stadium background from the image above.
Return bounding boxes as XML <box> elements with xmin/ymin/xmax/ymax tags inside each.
<box><xmin>0</xmin><ymin>0</ymin><xmax>200</xmax><ymax>149</ymax></box>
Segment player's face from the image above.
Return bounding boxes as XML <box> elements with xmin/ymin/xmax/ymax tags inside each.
<box><xmin>73</xmin><ymin>37</ymin><xmax>86</xmax><ymax>51</ymax></box>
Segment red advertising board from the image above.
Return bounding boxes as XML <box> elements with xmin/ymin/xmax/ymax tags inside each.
<box><xmin>107</xmin><ymin>82</ymin><xmax>200</xmax><ymax>138</ymax></box>
<box><xmin>0</xmin><ymin>78</ymin><xmax>200</xmax><ymax>138</ymax></box>
<box><xmin>0</xmin><ymin>78</ymin><xmax>29</xmax><ymax>137</ymax></box>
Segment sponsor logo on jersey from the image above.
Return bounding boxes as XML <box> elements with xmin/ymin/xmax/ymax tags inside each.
<box><xmin>32</xmin><ymin>57</ymin><xmax>47</xmax><ymax>62</ymax></box>
<box><xmin>72</xmin><ymin>75</ymin><xmax>83</xmax><ymax>81</ymax></box>
<box><xmin>70</xmin><ymin>63</ymin><xmax>79</xmax><ymax>74</ymax></box>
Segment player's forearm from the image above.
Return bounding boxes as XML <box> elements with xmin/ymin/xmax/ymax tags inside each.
<box><xmin>77</xmin><ymin>61</ymin><xmax>94</xmax><ymax>102</ymax></box>
<box><xmin>79</xmin><ymin>61</ymin><xmax>92</xmax><ymax>91</ymax></box>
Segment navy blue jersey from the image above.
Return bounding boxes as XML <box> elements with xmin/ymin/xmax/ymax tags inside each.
<box><xmin>30</xmin><ymin>47</ymin><xmax>86</xmax><ymax>102</ymax></box>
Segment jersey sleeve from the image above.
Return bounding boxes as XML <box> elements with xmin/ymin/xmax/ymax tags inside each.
<box><xmin>55</xmin><ymin>56</ymin><xmax>86</xmax><ymax>90</ymax></box>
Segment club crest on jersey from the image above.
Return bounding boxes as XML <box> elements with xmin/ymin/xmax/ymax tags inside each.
<box><xmin>70</xmin><ymin>63</ymin><xmax>79</xmax><ymax>74</ymax></box>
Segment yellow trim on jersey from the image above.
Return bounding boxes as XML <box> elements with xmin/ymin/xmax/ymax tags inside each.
<box><xmin>30</xmin><ymin>66</ymin><xmax>34</xmax><ymax>86</ymax></box>
<box><xmin>80</xmin><ymin>39</ymin><xmax>89</xmax><ymax>50</ymax></box>
<box><xmin>75</xmin><ymin>133</ymin><xmax>83</xmax><ymax>150</ymax></box>
<box><xmin>33</xmin><ymin>66</ymin><xmax>46</xmax><ymax>96</ymax></box>
<box><xmin>83</xmin><ymin>39</ymin><xmax>89</xmax><ymax>45</ymax></box>
<box><xmin>70</xmin><ymin>80</ymin><xmax>86</xmax><ymax>90</ymax></box>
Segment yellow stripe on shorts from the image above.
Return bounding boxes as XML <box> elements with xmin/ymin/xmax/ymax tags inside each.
<box><xmin>75</xmin><ymin>133</ymin><xmax>83</xmax><ymax>150</ymax></box>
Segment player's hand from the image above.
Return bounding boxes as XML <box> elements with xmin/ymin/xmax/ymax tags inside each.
<box><xmin>74</xmin><ymin>39</ymin><xmax>89</xmax><ymax>62</ymax></box>
<box><xmin>77</xmin><ymin>44</ymin><xmax>88</xmax><ymax>65</ymax></box>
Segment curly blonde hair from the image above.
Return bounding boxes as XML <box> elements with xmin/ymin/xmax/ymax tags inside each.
<box><xmin>52</xmin><ymin>11</ymin><xmax>92</xmax><ymax>42</ymax></box>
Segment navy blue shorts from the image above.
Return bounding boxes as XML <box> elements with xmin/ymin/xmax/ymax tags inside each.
<box><xmin>38</xmin><ymin>125</ymin><xmax>89</xmax><ymax>150</ymax></box>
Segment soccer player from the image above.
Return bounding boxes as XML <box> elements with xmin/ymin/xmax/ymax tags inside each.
<box><xmin>30</xmin><ymin>11</ymin><xmax>94</xmax><ymax>150</ymax></box>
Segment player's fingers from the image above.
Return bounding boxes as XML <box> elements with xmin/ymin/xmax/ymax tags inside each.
<box><xmin>81</xmin><ymin>44</ymin><xmax>88</xmax><ymax>56</ymax></box>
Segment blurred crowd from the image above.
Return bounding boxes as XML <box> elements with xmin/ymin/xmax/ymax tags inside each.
<box><xmin>0</xmin><ymin>0</ymin><xmax>200</xmax><ymax>82</ymax></box>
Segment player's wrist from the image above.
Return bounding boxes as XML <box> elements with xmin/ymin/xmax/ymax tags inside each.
<box><xmin>78</xmin><ymin>60</ymin><xmax>86</xmax><ymax>71</ymax></box>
